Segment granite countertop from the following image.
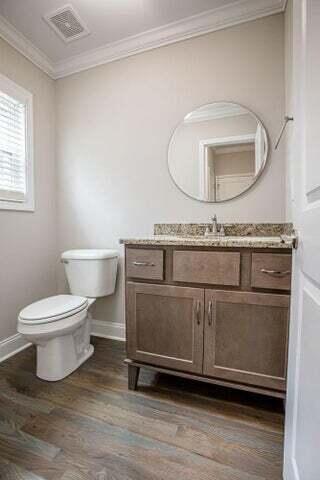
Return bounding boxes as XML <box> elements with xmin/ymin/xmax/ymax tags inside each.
<box><xmin>120</xmin><ymin>223</ymin><xmax>295</xmax><ymax>249</ymax></box>
<box><xmin>119</xmin><ymin>235</ymin><xmax>294</xmax><ymax>249</ymax></box>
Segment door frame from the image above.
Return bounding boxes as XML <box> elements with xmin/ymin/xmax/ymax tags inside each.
<box><xmin>199</xmin><ymin>134</ymin><xmax>255</xmax><ymax>201</ymax></box>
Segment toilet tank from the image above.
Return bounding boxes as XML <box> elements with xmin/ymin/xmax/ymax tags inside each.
<box><xmin>61</xmin><ymin>249</ymin><xmax>118</xmax><ymax>298</ymax></box>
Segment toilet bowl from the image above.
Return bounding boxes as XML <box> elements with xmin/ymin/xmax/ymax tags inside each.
<box><xmin>17</xmin><ymin>249</ymin><xmax>118</xmax><ymax>381</ymax></box>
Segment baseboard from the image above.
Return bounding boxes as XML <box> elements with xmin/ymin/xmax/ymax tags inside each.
<box><xmin>0</xmin><ymin>333</ymin><xmax>32</xmax><ymax>363</ymax></box>
<box><xmin>91</xmin><ymin>319</ymin><xmax>126</xmax><ymax>342</ymax></box>
<box><xmin>0</xmin><ymin>322</ymin><xmax>125</xmax><ymax>363</ymax></box>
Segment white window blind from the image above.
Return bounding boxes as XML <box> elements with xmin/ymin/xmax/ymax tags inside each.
<box><xmin>0</xmin><ymin>90</ymin><xmax>26</xmax><ymax>202</ymax></box>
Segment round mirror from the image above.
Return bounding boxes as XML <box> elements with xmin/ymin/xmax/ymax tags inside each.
<box><xmin>168</xmin><ymin>102</ymin><xmax>268</xmax><ymax>202</ymax></box>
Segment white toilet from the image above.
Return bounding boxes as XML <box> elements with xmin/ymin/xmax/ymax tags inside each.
<box><xmin>17</xmin><ymin>249</ymin><xmax>118</xmax><ymax>381</ymax></box>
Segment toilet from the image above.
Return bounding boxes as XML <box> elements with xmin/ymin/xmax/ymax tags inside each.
<box><xmin>17</xmin><ymin>249</ymin><xmax>118</xmax><ymax>381</ymax></box>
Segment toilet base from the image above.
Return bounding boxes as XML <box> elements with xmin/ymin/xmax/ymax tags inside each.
<box><xmin>36</xmin><ymin>315</ymin><xmax>94</xmax><ymax>381</ymax></box>
<box><xmin>37</xmin><ymin>343</ymin><xmax>94</xmax><ymax>381</ymax></box>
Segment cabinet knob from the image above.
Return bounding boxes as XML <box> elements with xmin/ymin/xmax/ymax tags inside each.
<box><xmin>208</xmin><ymin>300</ymin><xmax>213</xmax><ymax>326</ymax></box>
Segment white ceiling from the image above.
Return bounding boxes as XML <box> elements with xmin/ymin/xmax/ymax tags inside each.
<box><xmin>0</xmin><ymin>0</ymin><xmax>286</xmax><ymax>78</ymax></box>
<box><xmin>0</xmin><ymin>0</ymin><xmax>234</xmax><ymax>62</ymax></box>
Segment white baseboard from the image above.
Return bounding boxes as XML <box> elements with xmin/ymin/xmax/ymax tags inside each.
<box><xmin>91</xmin><ymin>319</ymin><xmax>126</xmax><ymax>342</ymax></box>
<box><xmin>0</xmin><ymin>322</ymin><xmax>125</xmax><ymax>364</ymax></box>
<box><xmin>0</xmin><ymin>333</ymin><xmax>32</xmax><ymax>363</ymax></box>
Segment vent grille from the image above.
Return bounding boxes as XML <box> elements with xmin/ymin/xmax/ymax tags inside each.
<box><xmin>44</xmin><ymin>4</ymin><xmax>90</xmax><ymax>43</ymax></box>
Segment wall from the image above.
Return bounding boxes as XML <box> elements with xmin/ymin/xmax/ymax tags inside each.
<box><xmin>214</xmin><ymin>150</ymin><xmax>255</xmax><ymax>175</ymax></box>
<box><xmin>56</xmin><ymin>14</ymin><xmax>286</xmax><ymax>333</ymax></box>
<box><xmin>0</xmin><ymin>37</ymin><xmax>57</xmax><ymax>351</ymax></box>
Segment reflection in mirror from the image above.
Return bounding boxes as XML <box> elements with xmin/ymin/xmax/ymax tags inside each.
<box><xmin>168</xmin><ymin>102</ymin><xmax>268</xmax><ymax>202</ymax></box>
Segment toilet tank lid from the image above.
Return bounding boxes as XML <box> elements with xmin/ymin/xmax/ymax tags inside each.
<box><xmin>61</xmin><ymin>249</ymin><xmax>119</xmax><ymax>260</ymax></box>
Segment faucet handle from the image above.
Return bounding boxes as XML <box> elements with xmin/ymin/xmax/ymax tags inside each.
<box><xmin>211</xmin><ymin>214</ymin><xmax>218</xmax><ymax>234</ymax></box>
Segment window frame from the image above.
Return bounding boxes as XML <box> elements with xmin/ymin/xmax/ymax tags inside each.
<box><xmin>0</xmin><ymin>73</ymin><xmax>34</xmax><ymax>212</ymax></box>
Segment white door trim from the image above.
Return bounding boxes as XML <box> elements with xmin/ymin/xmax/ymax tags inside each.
<box><xmin>199</xmin><ymin>134</ymin><xmax>256</xmax><ymax>201</ymax></box>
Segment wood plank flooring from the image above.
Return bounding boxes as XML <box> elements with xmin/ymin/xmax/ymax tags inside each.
<box><xmin>0</xmin><ymin>337</ymin><xmax>284</xmax><ymax>479</ymax></box>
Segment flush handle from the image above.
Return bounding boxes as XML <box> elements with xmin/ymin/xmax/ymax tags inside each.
<box><xmin>61</xmin><ymin>259</ymin><xmax>69</xmax><ymax>264</ymax></box>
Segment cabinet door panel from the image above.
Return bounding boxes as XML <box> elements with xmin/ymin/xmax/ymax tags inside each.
<box><xmin>204</xmin><ymin>290</ymin><xmax>289</xmax><ymax>391</ymax></box>
<box><xmin>126</xmin><ymin>282</ymin><xmax>204</xmax><ymax>373</ymax></box>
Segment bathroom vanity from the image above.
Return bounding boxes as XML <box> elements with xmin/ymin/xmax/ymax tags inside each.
<box><xmin>120</xmin><ymin>104</ymin><xmax>294</xmax><ymax>399</ymax></box>
<box><xmin>121</xmin><ymin>224</ymin><xmax>294</xmax><ymax>399</ymax></box>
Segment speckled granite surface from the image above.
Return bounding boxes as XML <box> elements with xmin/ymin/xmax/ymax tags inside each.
<box><xmin>120</xmin><ymin>235</ymin><xmax>294</xmax><ymax>249</ymax></box>
<box><xmin>154</xmin><ymin>223</ymin><xmax>294</xmax><ymax>237</ymax></box>
<box><xmin>120</xmin><ymin>223</ymin><xmax>294</xmax><ymax>249</ymax></box>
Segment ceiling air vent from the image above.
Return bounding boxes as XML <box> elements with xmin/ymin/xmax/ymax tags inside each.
<box><xmin>44</xmin><ymin>4</ymin><xmax>90</xmax><ymax>43</ymax></box>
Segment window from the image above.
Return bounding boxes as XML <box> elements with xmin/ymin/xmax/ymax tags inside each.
<box><xmin>0</xmin><ymin>73</ymin><xmax>34</xmax><ymax>211</ymax></box>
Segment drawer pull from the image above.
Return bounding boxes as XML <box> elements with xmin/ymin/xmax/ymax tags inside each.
<box><xmin>208</xmin><ymin>300</ymin><xmax>213</xmax><ymax>326</ymax></box>
<box><xmin>132</xmin><ymin>261</ymin><xmax>156</xmax><ymax>267</ymax></box>
<box><xmin>196</xmin><ymin>300</ymin><xmax>201</xmax><ymax>325</ymax></box>
<box><xmin>261</xmin><ymin>268</ymin><xmax>291</xmax><ymax>277</ymax></box>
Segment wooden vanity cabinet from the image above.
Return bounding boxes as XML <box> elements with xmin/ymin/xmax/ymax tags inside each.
<box><xmin>126</xmin><ymin>283</ymin><xmax>204</xmax><ymax>373</ymax></box>
<box><xmin>172</xmin><ymin>250</ymin><xmax>241</xmax><ymax>286</ymax></box>
<box><xmin>203</xmin><ymin>290</ymin><xmax>289</xmax><ymax>391</ymax></box>
<box><xmin>125</xmin><ymin>245</ymin><xmax>292</xmax><ymax>398</ymax></box>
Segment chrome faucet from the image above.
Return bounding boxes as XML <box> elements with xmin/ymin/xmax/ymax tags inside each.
<box><xmin>205</xmin><ymin>214</ymin><xmax>225</xmax><ymax>237</ymax></box>
<box><xmin>211</xmin><ymin>214</ymin><xmax>218</xmax><ymax>234</ymax></box>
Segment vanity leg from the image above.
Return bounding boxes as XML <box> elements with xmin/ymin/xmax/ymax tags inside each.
<box><xmin>128</xmin><ymin>364</ymin><xmax>140</xmax><ymax>390</ymax></box>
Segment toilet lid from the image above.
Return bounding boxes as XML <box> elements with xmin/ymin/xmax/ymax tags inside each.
<box><xmin>19</xmin><ymin>295</ymin><xmax>88</xmax><ymax>325</ymax></box>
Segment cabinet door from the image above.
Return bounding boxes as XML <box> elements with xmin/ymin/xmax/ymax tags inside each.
<box><xmin>126</xmin><ymin>282</ymin><xmax>204</xmax><ymax>373</ymax></box>
<box><xmin>204</xmin><ymin>290</ymin><xmax>289</xmax><ymax>391</ymax></box>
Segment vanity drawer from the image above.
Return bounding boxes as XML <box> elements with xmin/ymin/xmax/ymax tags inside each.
<box><xmin>172</xmin><ymin>250</ymin><xmax>240</xmax><ymax>286</ymax></box>
<box><xmin>251</xmin><ymin>253</ymin><xmax>292</xmax><ymax>291</ymax></box>
<box><xmin>126</xmin><ymin>248</ymin><xmax>164</xmax><ymax>280</ymax></box>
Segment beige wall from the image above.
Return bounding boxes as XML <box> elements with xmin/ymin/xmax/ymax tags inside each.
<box><xmin>0</xmin><ymin>38</ymin><xmax>57</xmax><ymax>342</ymax></box>
<box><xmin>56</xmin><ymin>14</ymin><xmax>286</xmax><ymax>328</ymax></box>
<box><xmin>214</xmin><ymin>150</ymin><xmax>255</xmax><ymax>176</ymax></box>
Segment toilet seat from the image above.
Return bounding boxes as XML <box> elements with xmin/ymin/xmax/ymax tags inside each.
<box><xmin>18</xmin><ymin>295</ymin><xmax>88</xmax><ymax>325</ymax></box>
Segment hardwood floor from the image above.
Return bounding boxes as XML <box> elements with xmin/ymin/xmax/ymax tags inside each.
<box><xmin>0</xmin><ymin>337</ymin><xmax>284</xmax><ymax>479</ymax></box>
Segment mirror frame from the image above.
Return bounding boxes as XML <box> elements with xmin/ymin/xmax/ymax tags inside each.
<box><xmin>167</xmin><ymin>101</ymin><xmax>269</xmax><ymax>203</ymax></box>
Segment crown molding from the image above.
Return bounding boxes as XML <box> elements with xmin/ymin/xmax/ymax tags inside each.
<box><xmin>0</xmin><ymin>0</ymin><xmax>286</xmax><ymax>80</ymax></box>
<box><xmin>0</xmin><ymin>14</ymin><xmax>54</xmax><ymax>78</ymax></box>
<box><xmin>53</xmin><ymin>0</ymin><xmax>286</xmax><ymax>79</ymax></box>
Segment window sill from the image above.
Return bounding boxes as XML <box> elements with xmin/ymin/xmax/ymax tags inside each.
<box><xmin>0</xmin><ymin>199</ymin><xmax>35</xmax><ymax>212</ymax></box>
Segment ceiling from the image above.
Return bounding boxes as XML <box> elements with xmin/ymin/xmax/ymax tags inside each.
<box><xmin>0</xmin><ymin>0</ymin><xmax>235</xmax><ymax>63</ymax></box>
<box><xmin>0</xmin><ymin>0</ymin><xmax>286</xmax><ymax>78</ymax></box>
